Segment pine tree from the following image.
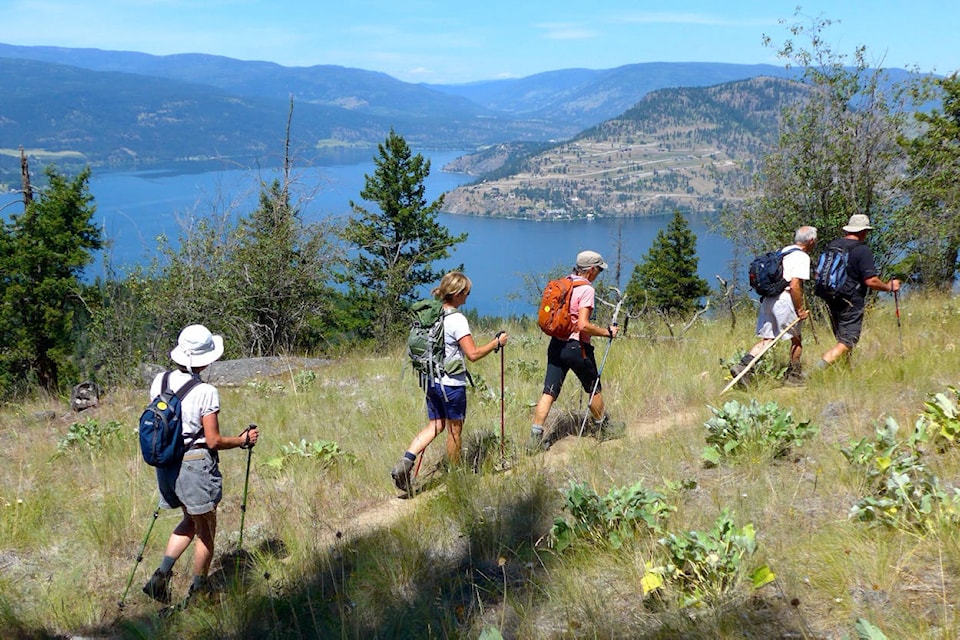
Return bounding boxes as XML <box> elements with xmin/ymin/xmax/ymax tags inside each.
<box><xmin>230</xmin><ymin>178</ymin><xmax>340</xmax><ymax>354</ymax></box>
<box><xmin>626</xmin><ymin>210</ymin><xmax>709</xmax><ymax>316</ymax></box>
<box><xmin>0</xmin><ymin>166</ymin><xmax>102</xmax><ymax>393</ymax></box>
<box><xmin>343</xmin><ymin>129</ymin><xmax>466</xmax><ymax>340</ymax></box>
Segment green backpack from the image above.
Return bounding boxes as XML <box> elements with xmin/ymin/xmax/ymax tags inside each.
<box><xmin>406</xmin><ymin>298</ymin><xmax>468</xmax><ymax>392</ymax></box>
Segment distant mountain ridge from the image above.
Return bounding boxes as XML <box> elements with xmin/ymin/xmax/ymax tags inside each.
<box><xmin>425</xmin><ymin>62</ymin><xmax>801</xmax><ymax>129</ymax></box>
<box><xmin>0</xmin><ymin>43</ymin><xmax>916</xmax><ymax>189</ymax></box>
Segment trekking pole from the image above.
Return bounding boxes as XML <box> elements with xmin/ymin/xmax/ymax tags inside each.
<box><xmin>118</xmin><ymin>506</ymin><xmax>160</xmax><ymax>610</ymax></box>
<box><xmin>720</xmin><ymin>316</ymin><xmax>802</xmax><ymax>395</ymax></box>
<box><xmin>807</xmin><ymin>298</ymin><xmax>821</xmax><ymax>345</ymax></box>
<box><xmin>894</xmin><ymin>289</ymin><xmax>904</xmax><ymax>355</ymax></box>
<box><xmin>578</xmin><ymin>288</ymin><xmax>626</xmax><ymax>438</ymax></box>
<box><xmin>237</xmin><ymin>424</ymin><xmax>257</xmax><ymax>553</ymax></box>
<box><xmin>498</xmin><ymin>331</ymin><xmax>506</xmax><ymax>466</ymax></box>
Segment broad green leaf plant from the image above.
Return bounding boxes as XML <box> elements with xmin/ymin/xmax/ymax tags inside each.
<box><xmin>702</xmin><ymin>399</ymin><xmax>817</xmax><ymax>466</ymax></box>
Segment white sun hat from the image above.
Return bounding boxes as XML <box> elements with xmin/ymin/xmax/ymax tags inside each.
<box><xmin>170</xmin><ymin>324</ymin><xmax>224</xmax><ymax>370</ymax></box>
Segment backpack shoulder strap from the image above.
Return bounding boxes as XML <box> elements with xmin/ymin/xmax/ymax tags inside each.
<box><xmin>160</xmin><ymin>370</ymin><xmax>172</xmax><ymax>395</ymax></box>
<box><xmin>174</xmin><ymin>375</ymin><xmax>202</xmax><ymax>402</ymax></box>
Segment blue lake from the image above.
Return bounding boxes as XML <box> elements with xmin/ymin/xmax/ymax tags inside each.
<box><xmin>82</xmin><ymin>150</ymin><xmax>737</xmax><ymax>318</ymax></box>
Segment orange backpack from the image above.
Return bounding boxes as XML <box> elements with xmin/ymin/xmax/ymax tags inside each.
<box><xmin>537</xmin><ymin>276</ymin><xmax>590</xmax><ymax>339</ymax></box>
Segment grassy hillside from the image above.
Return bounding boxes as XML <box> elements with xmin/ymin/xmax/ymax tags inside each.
<box><xmin>1</xmin><ymin>290</ymin><xmax>959</xmax><ymax>638</ymax></box>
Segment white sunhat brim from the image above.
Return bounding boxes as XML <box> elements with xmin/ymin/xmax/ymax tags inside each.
<box><xmin>170</xmin><ymin>334</ymin><xmax>224</xmax><ymax>368</ymax></box>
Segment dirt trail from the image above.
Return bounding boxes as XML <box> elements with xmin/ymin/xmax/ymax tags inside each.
<box><xmin>317</xmin><ymin>408</ymin><xmax>703</xmax><ymax>549</ymax></box>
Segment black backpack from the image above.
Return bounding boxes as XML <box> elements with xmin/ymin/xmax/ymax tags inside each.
<box><xmin>138</xmin><ymin>371</ymin><xmax>201</xmax><ymax>467</ymax></box>
<box><xmin>814</xmin><ymin>242</ymin><xmax>862</xmax><ymax>300</ymax></box>
<box><xmin>748</xmin><ymin>247</ymin><xmax>801</xmax><ymax>298</ymax></box>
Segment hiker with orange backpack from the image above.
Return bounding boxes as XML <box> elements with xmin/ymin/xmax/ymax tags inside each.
<box><xmin>527</xmin><ymin>251</ymin><xmax>619</xmax><ymax>451</ymax></box>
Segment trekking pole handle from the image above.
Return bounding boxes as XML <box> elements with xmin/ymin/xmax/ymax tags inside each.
<box><xmin>242</xmin><ymin>423</ymin><xmax>259</xmax><ymax>449</ymax></box>
<box><xmin>493</xmin><ymin>330</ymin><xmax>505</xmax><ymax>352</ymax></box>
<box><xmin>609</xmin><ymin>293</ymin><xmax>627</xmax><ymax>336</ymax></box>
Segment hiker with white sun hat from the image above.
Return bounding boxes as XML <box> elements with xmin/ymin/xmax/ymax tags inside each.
<box><xmin>141</xmin><ymin>324</ymin><xmax>259</xmax><ymax>606</ymax></box>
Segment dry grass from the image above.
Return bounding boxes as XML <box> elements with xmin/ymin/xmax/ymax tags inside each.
<box><xmin>1</xmin><ymin>293</ymin><xmax>959</xmax><ymax>638</ymax></box>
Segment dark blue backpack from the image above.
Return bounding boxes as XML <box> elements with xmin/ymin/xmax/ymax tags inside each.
<box><xmin>139</xmin><ymin>372</ymin><xmax>201</xmax><ymax>467</ymax></box>
<box><xmin>748</xmin><ymin>247</ymin><xmax>801</xmax><ymax>298</ymax></box>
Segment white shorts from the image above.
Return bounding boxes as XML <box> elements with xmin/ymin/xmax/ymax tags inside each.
<box><xmin>756</xmin><ymin>294</ymin><xmax>800</xmax><ymax>340</ymax></box>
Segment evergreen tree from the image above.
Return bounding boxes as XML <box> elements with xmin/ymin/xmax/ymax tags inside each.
<box><xmin>0</xmin><ymin>166</ymin><xmax>102</xmax><ymax>393</ymax></box>
<box><xmin>230</xmin><ymin>178</ymin><xmax>340</xmax><ymax>354</ymax></box>
<box><xmin>343</xmin><ymin>129</ymin><xmax>466</xmax><ymax>340</ymax></box>
<box><xmin>626</xmin><ymin>210</ymin><xmax>709</xmax><ymax>316</ymax></box>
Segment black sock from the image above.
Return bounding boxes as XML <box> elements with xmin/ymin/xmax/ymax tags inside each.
<box><xmin>739</xmin><ymin>354</ymin><xmax>755</xmax><ymax>366</ymax></box>
<box><xmin>159</xmin><ymin>555</ymin><xmax>176</xmax><ymax>574</ymax></box>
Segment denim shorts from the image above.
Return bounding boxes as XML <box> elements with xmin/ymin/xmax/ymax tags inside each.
<box><xmin>157</xmin><ymin>449</ymin><xmax>223</xmax><ymax>516</ymax></box>
<box><xmin>425</xmin><ymin>382</ymin><xmax>467</xmax><ymax>421</ymax></box>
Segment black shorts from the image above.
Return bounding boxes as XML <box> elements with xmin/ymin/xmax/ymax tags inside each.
<box><xmin>827</xmin><ymin>296</ymin><xmax>865</xmax><ymax>348</ymax></box>
<box><xmin>542</xmin><ymin>338</ymin><xmax>601</xmax><ymax>398</ymax></box>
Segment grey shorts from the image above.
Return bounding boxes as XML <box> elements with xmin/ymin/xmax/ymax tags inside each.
<box><xmin>756</xmin><ymin>294</ymin><xmax>800</xmax><ymax>340</ymax></box>
<box><xmin>827</xmin><ymin>296</ymin><xmax>865</xmax><ymax>348</ymax></box>
<box><xmin>157</xmin><ymin>449</ymin><xmax>223</xmax><ymax>515</ymax></box>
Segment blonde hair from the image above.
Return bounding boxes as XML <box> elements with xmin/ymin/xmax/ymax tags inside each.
<box><xmin>432</xmin><ymin>271</ymin><xmax>472</xmax><ymax>301</ymax></box>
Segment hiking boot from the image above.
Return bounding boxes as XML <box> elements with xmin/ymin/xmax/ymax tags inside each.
<box><xmin>593</xmin><ymin>416</ymin><xmax>626</xmax><ymax>441</ymax></box>
<box><xmin>729</xmin><ymin>362</ymin><xmax>748</xmax><ymax>380</ymax></box>
<box><xmin>729</xmin><ymin>354</ymin><xmax>754</xmax><ymax>384</ymax></box>
<box><xmin>784</xmin><ymin>363</ymin><xmax>805</xmax><ymax>386</ymax></box>
<box><xmin>391</xmin><ymin>456</ymin><xmax>415</xmax><ymax>492</ymax></box>
<box><xmin>142</xmin><ymin>568</ymin><xmax>172</xmax><ymax>604</ymax></box>
<box><xmin>183</xmin><ymin>575</ymin><xmax>213</xmax><ymax>607</ymax></box>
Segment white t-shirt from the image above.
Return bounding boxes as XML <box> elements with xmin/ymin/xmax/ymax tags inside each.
<box><xmin>779</xmin><ymin>244</ymin><xmax>811</xmax><ymax>299</ymax></box>
<box><xmin>149</xmin><ymin>370</ymin><xmax>220</xmax><ymax>445</ymax></box>
<box><xmin>439</xmin><ymin>309</ymin><xmax>471</xmax><ymax>387</ymax></box>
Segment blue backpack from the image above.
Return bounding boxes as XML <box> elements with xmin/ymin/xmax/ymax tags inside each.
<box><xmin>748</xmin><ymin>247</ymin><xmax>800</xmax><ymax>298</ymax></box>
<box><xmin>814</xmin><ymin>241</ymin><xmax>863</xmax><ymax>300</ymax></box>
<box><xmin>139</xmin><ymin>372</ymin><xmax>201</xmax><ymax>467</ymax></box>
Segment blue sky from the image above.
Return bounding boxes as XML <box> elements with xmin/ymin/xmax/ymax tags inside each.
<box><xmin>0</xmin><ymin>1</ymin><xmax>956</xmax><ymax>83</ymax></box>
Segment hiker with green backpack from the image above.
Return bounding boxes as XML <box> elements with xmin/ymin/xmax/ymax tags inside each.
<box><xmin>391</xmin><ymin>272</ymin><xmax>507</xmax><ymax>493</ymax></box>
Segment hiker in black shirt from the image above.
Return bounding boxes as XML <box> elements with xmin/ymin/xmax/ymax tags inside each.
<box><xmin>811</xmin><ymin>214</ymin><xmax>900</xmax><ymax>374</ymax></box>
